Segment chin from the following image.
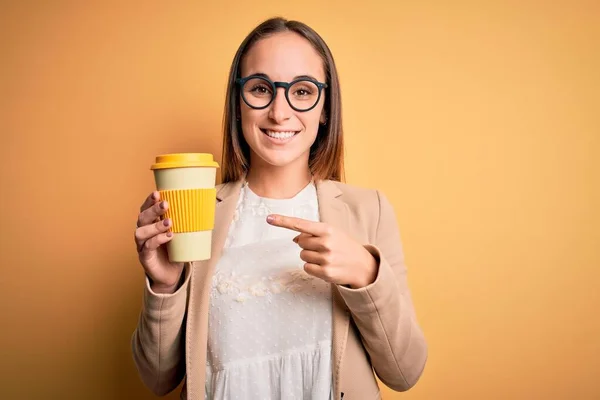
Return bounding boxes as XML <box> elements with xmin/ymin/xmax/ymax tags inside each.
<box><xmin>255</xmin><ymin>150</ymin><xmax>305</xmax><ymax>168</ymax></box>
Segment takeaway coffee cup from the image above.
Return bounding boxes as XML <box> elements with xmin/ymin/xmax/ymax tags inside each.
<box><xmin>150</xmin><ymin>153</ymin><xmax>219</xmax><ymax>262</ymax></box>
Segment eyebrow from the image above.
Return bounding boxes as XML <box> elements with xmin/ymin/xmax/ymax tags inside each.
<box><xmin>251</xmin><ymin>72</ymin><xmax>321</xmax><ymax>82</ymax></box>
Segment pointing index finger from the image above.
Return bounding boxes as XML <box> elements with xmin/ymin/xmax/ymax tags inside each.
<box><xmin>267</xmin><ymin>214</ymin><xmax>329</xmax><ymax>236</ymax></box>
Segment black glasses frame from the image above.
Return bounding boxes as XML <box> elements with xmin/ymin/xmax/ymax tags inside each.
<box><xmin>236</xmin><ymin>75</ymin><xmax>328</xmax><ymax>112</ymax></box>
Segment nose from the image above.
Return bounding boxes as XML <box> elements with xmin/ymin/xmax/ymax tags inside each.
<box><xmin>268</xmin><ymin>87</ymin><xmax>292</xmax><ymax>124</ymax></box>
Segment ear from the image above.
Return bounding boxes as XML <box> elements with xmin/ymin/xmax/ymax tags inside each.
<box><xmin>319</xmin><ymin>111</ymin><xmax>327</xmax><ymax>125</ymax></box>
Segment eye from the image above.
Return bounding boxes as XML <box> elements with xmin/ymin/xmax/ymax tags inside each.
<box><xmin>290</xmin><ymin>80</ymin><xmax>318</xmax><ymax>99</ymax></box>
<box><xmin>250</xmin><ymin>84</ymin><xmax>271</xmax><ymax>95</ymax></box>
<box><xmin>293</xmin><ymin>86</ymin><xmax>314</xmax><ymax>97</ymax></box>
<box><xmin>243</xmin><ymin>77</ymin><xmax>273</xmax><ymax>97</ymax></box>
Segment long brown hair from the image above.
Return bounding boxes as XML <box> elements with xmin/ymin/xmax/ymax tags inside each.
<box><xmin>220</xmin><ymin>17</ymin><xmax>345</xmax><ymax>183</ymax></box>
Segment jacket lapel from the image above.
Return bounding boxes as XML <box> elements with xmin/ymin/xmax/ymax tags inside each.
<box><xmin>315</xmin><ymin>180</ymin><xmax>351</xmax><ymax>398</ymax></box>
<box><xmin>186</xmin><ymin>178</ymin><xmax>243</xmax><ymax>399</ymax></box>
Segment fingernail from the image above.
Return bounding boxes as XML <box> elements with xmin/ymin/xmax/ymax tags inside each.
<box><xmin>293</xmin><ymin>237</ymin><xmax>298</xmax><ymax>243</ymax></box>
<box><xmin>166</xmin><ymin>232</ymin><xmax>173</xmax><ymax>237</ymax></box>
<box><xmin>266</xmin><ymin>215</ymin><xmax>275</xmax><ymax>223</ymax></box>
<box><xmin>163</xmin><ymin>219</ymin><xmax>170</xmax><ymax>226</ymax></box>
<box><xmin>160</xmin><ymin>201</ymin><xmax>167</xmax><ymax>209</ymax></box>
<box><xmin>152</xmin><ymin>191</ymin><xmax>158</xmax><ymax>200</ymax></box>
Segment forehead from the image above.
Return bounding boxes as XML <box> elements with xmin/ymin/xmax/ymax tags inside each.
<box><xmin>241</xmin><ymin>31</ymin><xmax>325</xmax><ymax>81</ymax></box>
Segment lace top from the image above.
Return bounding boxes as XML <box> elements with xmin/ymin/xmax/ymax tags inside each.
<box><xmin>205</xmin><ymin>181</ymin><xmax>333</xmax><ymax>399</ymax></box>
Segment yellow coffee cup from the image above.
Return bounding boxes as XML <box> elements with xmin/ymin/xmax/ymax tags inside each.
<box><xmin>150</xmin><ymin>153</ymin><xmax>219</xmax><ymax>262</ymax></box>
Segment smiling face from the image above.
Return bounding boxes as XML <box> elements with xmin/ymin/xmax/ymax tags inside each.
<box><xmin>239</xmin><ymin>31</ymin><xmax>326</xmax><ymax>171</ymax></box>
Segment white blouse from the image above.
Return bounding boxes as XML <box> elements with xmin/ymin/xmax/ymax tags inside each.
<box><xmin>205</xmin><ymin>181</ymin><xmax>333</xmax><ymax>400</ymax></box>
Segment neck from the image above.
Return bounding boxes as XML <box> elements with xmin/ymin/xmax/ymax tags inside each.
<box><xmin>245</xmin><ymin>157</ymin><xmax>313</xmax><ymax>199</ymax></box>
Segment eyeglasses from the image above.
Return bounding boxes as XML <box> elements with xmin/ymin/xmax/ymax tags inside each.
<box><xmin>236</xmin><ymin>75</ymin><xmax>328</xmax><ymax>112</ymax></box>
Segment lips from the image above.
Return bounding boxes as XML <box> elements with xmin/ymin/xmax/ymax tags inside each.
<box><xmin>260</xmin><ymin>128</ymin><xmax>300</xmax><ymax>140</ymax></box>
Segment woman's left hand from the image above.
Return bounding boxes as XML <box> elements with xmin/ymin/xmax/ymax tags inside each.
<box><xmin>267</xmin><ymin>214</ymin><xmax>379</xmax><ymax>289</ymax></box>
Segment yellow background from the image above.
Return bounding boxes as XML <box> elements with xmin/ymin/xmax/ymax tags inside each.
<box><xmin>1</xmin><ymin>1</ymin><xmax>598</xmax><ymax>399</ymax></box>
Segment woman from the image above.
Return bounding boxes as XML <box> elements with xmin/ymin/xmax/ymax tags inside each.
<box><xmin>132</xmin><ymin>17</ymin><xmax>427</xmax><ymax>400</ymax></box>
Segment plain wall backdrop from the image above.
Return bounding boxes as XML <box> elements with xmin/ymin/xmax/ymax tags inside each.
<box><xmin>1</xmin><ymin>1</ymin><xmax>599</xmax><ymax>399</ymax></box>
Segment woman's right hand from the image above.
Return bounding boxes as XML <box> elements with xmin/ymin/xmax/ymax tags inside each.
<box><xmin>134</xmin><ymin>191</ymin><xmax>184</xmax><ymax>294</ymax></box>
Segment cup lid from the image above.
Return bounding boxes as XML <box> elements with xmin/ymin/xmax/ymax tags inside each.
<box><xmin>151</xmin><ymin>153</ymin><xmax>220</xmax><ymax>170</ymax></box>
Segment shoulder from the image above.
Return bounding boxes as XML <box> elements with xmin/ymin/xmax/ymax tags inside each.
<box><xmin>322</xmin><ymin>180</ymin><xmax>391</xmax><ymax>223</ymax></box>
<box><xmin>326</xmin><ymin>180</ymin><xmax>383</xmax><ymax>208</ymax></box>
<box><xmin>323</xmin><ymin>180</ymin><xmax>400</xmax><ymax>243</ymax></box>
<box><xmin>327</xmin><ymin>180</ymin><xmax>398</xmax><ymax>222</ymax></box>
<box><xmin>321</xmin><ymin>180</ymin><xmax>393</xmax><ymax>242</ymax></box>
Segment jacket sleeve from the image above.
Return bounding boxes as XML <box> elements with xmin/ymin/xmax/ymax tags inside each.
<box><xmin>337</xmin><ymin>190</ymin><xmax>428</xmax><ymax>391</ymax></box>
<box><xmin>131</xmin><ymin>264</ymin><xmax>191</xmax><ymax>396</ymax></box>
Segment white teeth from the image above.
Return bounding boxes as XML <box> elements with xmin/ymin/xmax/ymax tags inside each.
<box><xmin>265</xmin><ymin>130</ymin><xmax>296</xmax><ymax>139</ymax></box>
